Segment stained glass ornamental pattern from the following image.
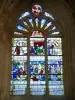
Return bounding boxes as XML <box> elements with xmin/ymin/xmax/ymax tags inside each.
<box><xmin>30</xmin><ymin>31</ymin><xmax>44</xmax><ymax>37</ymax></box>
<box><xmin>12</xmin><ymin>4</ymin><xmax>64</xmax><ymax>96</ymax></box>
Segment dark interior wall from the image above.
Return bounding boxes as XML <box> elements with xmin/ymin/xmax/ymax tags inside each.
<box><xmin>0</xmin><ymin>0</ymin><xmax>75</xmax><ymax>100</ymax></box>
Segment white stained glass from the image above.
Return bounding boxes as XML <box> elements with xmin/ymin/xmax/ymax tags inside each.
<box><xmin>30</xmin><ymin>56</ymin><xmax>45</xmax><ymax>61</ymax></box>
<box><xmin>28</xmin><ymin>18</ymin><xmax>34</xmax><ymax>27</ymax></box>
<box><xmin>23</xmin><ymin>21</ymin><xmax>29</xmax><ymax>27</ymax></box>
<box><xmin>19</xmin><ymin>12</ymin><xmax>30</xmax><ymax>20</ymax></box>
<box><xmin>12</xmin><ymin>56</ymin><xmax>27</xmax><ymax>61</ymax></box>
<box><xmin>35</xmin><ymin>17</ymin><xmax>39</xmax><ymax>27</ymax></box>
<box><xmin>44</xmin><ymin>22</ymin><xmax>52</xmax><ymax>30</ymax></box>
<box><xmin>14</xmin><ymin>32</ymin><xmax>23</xmax><ymax>35</ymax></box>
<box><xmin>52</xmin><ymin>31</ymin><xmax>60</xmax><ymax>34</ymax></box>
<box><xmin>44</xmin><ymin>12</ymin><xmax>55</xmax><ymax>20</ymax></box>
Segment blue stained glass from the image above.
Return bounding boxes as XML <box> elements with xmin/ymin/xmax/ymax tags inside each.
<box><xmin>49</xmin><ymin>90</ymin><xmax>64</xmax><ymax>95</ymax></box>
<box><xmin>19</xmin><ymin>12</ymin><xmax>30</xmax><ymax>20</ymax></box>
<box><xmin>48</xmin><ymin>56</ymin><xmax>62</xmax><ymax>65</ymax></box>
<box><xmin>28</xmin><ymin>18</ymin><xmax>34</xmax><ymax>27</ymax></box>
<box><xmin>17</xmin><ymin>25</ymin><xmax>29</xmax><ymax>32</ymax></box>
<box><xmin>31</xmin><ymin>89</ymin><xmax>45</xmax><ymax>95</ymax></box>
<box><xmin>44</xmin><ymin>22</ymin><xmax>52</xmax><ymax>30</ymax></box>
<box><xmin>41</xmin><ymin>18</ymin><xmax>46</xmax><ymax>28</ymax></box>
<box><xmin>44</xmin><ymin>12</ymin><xmax>55</xmax><ymax>20</ymax></box>
<box><xmin>48</xmin><ymin>75</ymin><xmax>63</xmax><ymax>81</ymax></box>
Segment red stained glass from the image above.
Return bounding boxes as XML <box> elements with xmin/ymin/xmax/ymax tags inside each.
<box><xmin>34</xmin><ymin>41</ymin><xmax>44</xmax><ymax>47</ymax></box>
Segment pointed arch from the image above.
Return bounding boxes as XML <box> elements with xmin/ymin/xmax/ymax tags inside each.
<box><xmin>10</xmin><ymin>4</ymin><xmax>64</xmax><ymax>96</ymax></box>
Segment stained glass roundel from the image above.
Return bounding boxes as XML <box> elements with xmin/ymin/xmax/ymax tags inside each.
<box><xmin>32</xmin><ymin>4</ymin><xmax>42</xmax><ymax>15</ymax></box>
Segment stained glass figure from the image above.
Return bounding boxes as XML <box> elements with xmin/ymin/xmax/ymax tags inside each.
<box><xmin>32</xmin><ymin>4</ymin><xmax>42</xmax><ymax>15</ymax></box>
<box><xmin>19</xmin><ymin>12</ymin><xmax>30</xmax><ymax>20</ymax></box>
<box><xmin>44</xmin><ymin>12</ymin><xmax>55</xmax><ymax>20</ymax></box>
<box><xmin>41</xmin><ymin>18</ymin><xmax>46</xmax><ymax>28</ymax></box>
<box><xmin>28</xmin><ymin>18</ymin><xmax>34</xmax><ymax>27</ymax></box>
<box><xmin>30</xmin><ymin>38</ymin><xmax>45</xmax><ymax>55</ymax></box>
<box><xmin>44</xmin><ymin>22</ymin><xmax>52</xmax><ymax>30</ymax></box>
<box><xmin>30</xmin><ymin>31</ymin><xmax>44</xmax><ymax>37</ymax></box>
<box><xmin>30</xmin><ymin>56</ymin><xmax>45</xmax><ymax>75</ymax></box>
<box><xmin>35</xmin><ymin>17</ymin><xmax>39</xmax><ymax>27</ymax></box>
<box><xmin>23</xmin><ymin>21</ymin><xmax>29</xmax><ymax>27</ymax></box>
<box><xmin>10</xmin><ymin>56</ymin><xmax>27</xmax><ymax>95</ymax></box>
<box><xmin>47</xmin><ymin>38</ymin><xmax>62</xmax><ymax>55</ymax></box>
<box><xmin>17</xmin><ymin>25</ymin><xmax>29</xmax><ymax>32</ymax></box>
<box><xmin>30</xmin><ymin>56</ymin><xmax>46</xmax><ymax>95</ymax></box>
<box><xmin>12</xmin><ymin>38</ymin><xmax>27</xmax><ymax>56</ymax></box>
<box><xmin>48</xmin><ymin>56</ymin><xmax>64</xmax><ymax>95</ymax></box>
<box><xmin>48</xmin><ymin>56</ymin><xmax>63</xmax><ymax>74</ymax></box>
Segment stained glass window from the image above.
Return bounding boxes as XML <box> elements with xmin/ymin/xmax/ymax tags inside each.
<box><xmin>11</xmin><ymin>4</ymin><xmax>64</xmax><ymax>96</ymax></box>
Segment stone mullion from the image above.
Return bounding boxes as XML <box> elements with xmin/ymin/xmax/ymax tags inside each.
<box><xmin>27</xmin><ymin>35</ymin><xmax>30</xmax><ymax>96</ymax></box>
